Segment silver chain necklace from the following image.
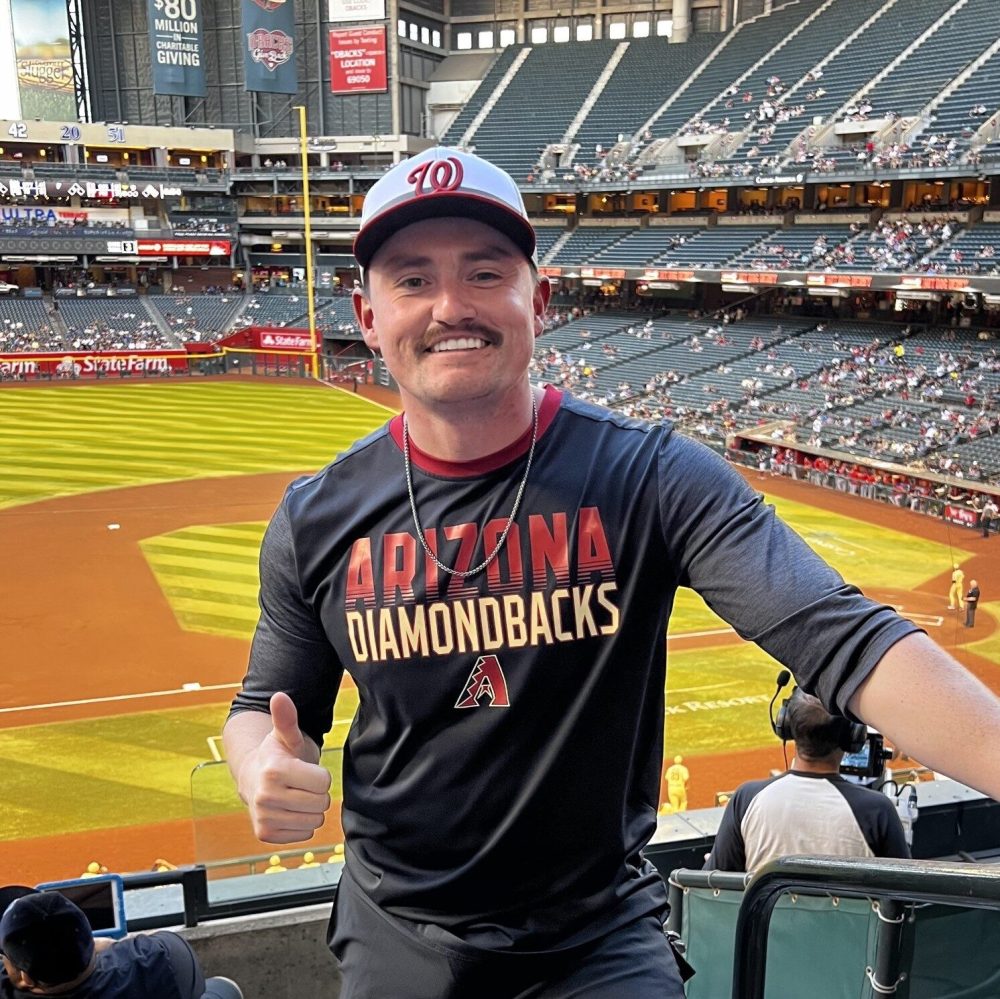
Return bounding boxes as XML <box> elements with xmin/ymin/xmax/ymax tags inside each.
<box><xmin>402</xmin><ymin>398</ymin><xmax>539</xmax><ymax>579</ymax></box>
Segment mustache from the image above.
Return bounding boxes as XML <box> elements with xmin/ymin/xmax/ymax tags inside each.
<box><xmin>420</xmin><ymin>323</ymin><xmax>501</xmax><ymax>350</ymax></box>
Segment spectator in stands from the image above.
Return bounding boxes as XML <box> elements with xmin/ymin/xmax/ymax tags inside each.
<box><xmin>982</xmin><ymin>496</ymin><xmax>998</xmax><ymax>538</ymax></box>
<box><xmin>704</xmin><ymin>690</ymin><xmax>910</xmax><ymax>872</ymax></box>
<box><xmin>0</xmin><ymin>890</ymin><xmax>242</xmax><ymax>998</ymax></box>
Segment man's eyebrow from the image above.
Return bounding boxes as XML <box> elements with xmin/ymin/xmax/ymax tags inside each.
<box><xmin>377</xmin><ymin>243</ymin><xmax>519</xmax><ymax>272</ymax></box>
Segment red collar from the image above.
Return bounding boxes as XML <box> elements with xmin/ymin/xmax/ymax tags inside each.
<box><xmin>388</xmin><ymin>384</ymin><xmax>562</xmax><ymax>477</ymax></box>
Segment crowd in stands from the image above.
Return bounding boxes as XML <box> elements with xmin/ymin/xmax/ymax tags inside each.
<box><xmin>0</xmin><ymin>317</ymin><xmax>62</xmax><ymax>352</ymax></box>
<box><xmin>172</xmin><ymin>217</ymin><xmax>232</xmax><ymax>235</ymax></box>
<box><xmin>0</xmin><ymin>216</ymin><xmax>130</xmax><ymax>233</ymax></box>
<box><xmin>63</xmin><ymin>310</ymin><xmax>174</xmax><ymax>351</ymax></box>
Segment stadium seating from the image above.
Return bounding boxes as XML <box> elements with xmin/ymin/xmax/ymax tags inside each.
<box><xmin>465</xmin><ymin>39</ymin><xmax>620</xmax><ymax>178</ymax></box>
<box><xmin>233</xmin><ymin>294</ymin><xmax>312</xmax><ymax>330</ymax></box>
<box><xmin>147</xmin><ymin>295</ymin><xmax>245</xmax><ymax>342</ymax></box>
<box><xmin>0</xmin><ymin>299</ymin><xmax>65</xmax><ymax>352</ymax></box>
<box><xmin>571</xmin><ymin>35</ymin><xmax>721</xmax><ymax>161</ymax></box>
<box><xmin>651</xmin><ymin>0</ymin><xmax>828</xmax><ymax>139</ymax></box>
<box><xmin>534</xmin><ymin>226</ymin><xmax>566</xmax><ymax>261</ymax></box>
<box><xmin>58</xmin><ymin>299</ymin><xmax>178</xmax><ymax>351</ymax></box>
<box><xmin>750</xmin><ymin>0</ymin><xmax>955</xmax><ymax>160</ymax></box>
<box><xmin>440</xmin><ymin>46</ymin><xmax>522</xmax><ymax>146</ymax></box>
<box><xmin>725</xmin><ymin>224</ymin><xmax>856</xmax><ymax>269</ymax></box>
<box><xmin>860</xmin><ymin>0</ymin><xmax>1000</xmax><ymax>120</ymax></box>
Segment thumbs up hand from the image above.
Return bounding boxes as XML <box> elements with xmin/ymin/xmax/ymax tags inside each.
<box><xmin>238</xmin><ymin>692</ymin><xmax>333</xmax><ymax>844</ymax></box>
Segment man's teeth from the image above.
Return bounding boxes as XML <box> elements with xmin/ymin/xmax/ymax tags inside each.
<box><xmin>430</xmin><ymin>337</ymin><xmax>487</xmax><ymax>353</ymax></box>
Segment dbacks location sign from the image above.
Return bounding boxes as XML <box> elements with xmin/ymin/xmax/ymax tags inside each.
<box><xmin>329</xmin><ymin>26</ymin><xmax>387</xmax><ymax>94</ymax></box>
<box><xmin>242</xmin><ymin>0</ymin><xmax>299</xmax><ymax>95</ymax></box>
<box><xmin>147</xmin><ymin>0</ymin><xmax>207</xmax><ymax>97</ymax></box>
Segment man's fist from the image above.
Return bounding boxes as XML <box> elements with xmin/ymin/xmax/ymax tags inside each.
<box><xmin>239</xmin><ymin>692</ymin><xmax>333</xmax><ymax>844</ymax></box>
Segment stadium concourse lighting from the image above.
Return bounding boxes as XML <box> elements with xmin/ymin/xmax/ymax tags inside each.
<box><xmin>294</xmin><ymin>104</ymin><xmax>320</xmax><ymax>380</ymax></box>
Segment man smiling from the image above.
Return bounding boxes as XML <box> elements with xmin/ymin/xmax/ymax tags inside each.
<box><xmin>225</xmin><ymin>147</ymin><xmax>1000</xmax><ymax>999</ymax></box>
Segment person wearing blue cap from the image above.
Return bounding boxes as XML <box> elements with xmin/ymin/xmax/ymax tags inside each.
<box><xmin>0</xmin><ymin>891</ymin><xmax>242</xmax><ymax>998</ymax></box>
<box><xmin>225</xmin><ymin>147</ymin><xmax>1000</xmax><ymax>998</ymax></box>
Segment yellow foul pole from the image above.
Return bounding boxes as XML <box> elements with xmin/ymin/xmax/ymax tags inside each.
<box><xmin>296</xmin><ymin>104</ymin><xmax>320</xmax><ymax>380</ymax></box>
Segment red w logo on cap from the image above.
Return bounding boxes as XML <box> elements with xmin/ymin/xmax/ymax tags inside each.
<box><xmin>407</xmin><ymin>157</ymin><xmax>464</xmax><ymax>196</ymax></box>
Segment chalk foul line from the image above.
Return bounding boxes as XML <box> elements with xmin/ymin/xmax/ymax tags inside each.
<box><xmin>1</xmin><ymin>682</ymin><xmax>242</xmax><ymax>715</ymax></box>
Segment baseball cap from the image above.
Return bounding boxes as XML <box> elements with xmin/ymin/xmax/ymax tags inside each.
<box><xmin>353</xmin><ymin>146</ymin><xmax>536</xmax><ymax>270</ymax></box>
<box><xmin>0</xmin><ymin>891</ymin><xmax>94</xmax><ymax>985</ymax></box>
<box><xmin>0</xmin><ymin>885</ymin><xmax>37</xmax><ymax>917</ymax></box>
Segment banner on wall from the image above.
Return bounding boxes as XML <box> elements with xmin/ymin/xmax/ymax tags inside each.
<box><xmin>147</xmin><ymin>0</ymin><xmax>207</xmax><ymax>97</ymax></box>
<box><xmin>328</xmin><ymin>0</ymin><xmax>385</xmax><ymax>23</ymax></box>
<box><xmin>11</xmin><ymin>0</ymin><xmax>75</xmax><ymax>120</ymax></box>
<box><xmin>329</xmin><ymin>26</ymin><xmax>387</xmax><ymax>94</ymax></box>
<box><xmin>242</xmin><ymin>0</ymin><xmax>299</xmax><ymax>94</ymax></box>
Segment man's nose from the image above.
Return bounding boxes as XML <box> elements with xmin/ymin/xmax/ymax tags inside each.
<box><xmin>431</xmin><ymin>277</ymin><xmax>476</xmax><ymax>327</ymax></box>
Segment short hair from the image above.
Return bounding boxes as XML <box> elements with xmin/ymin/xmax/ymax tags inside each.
<box><xmin>786</xmin><ymin>692</ymin><xmax>849</xmax><ymax>761</ymax></box>
<box><xmin>0</xmin><ymin>892</ymin><xmax>94</xmax><ymax>986</ymax></box>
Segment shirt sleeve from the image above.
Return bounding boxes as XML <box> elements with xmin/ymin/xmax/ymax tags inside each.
<box><xmin>151</xmin><ymin>933</ymin><xmax>206</xmax><ymax>999</ymax></box>
<box><xmin>704</xmin><ymin>788</ymin><xmax>749</xmax><ymax>872</ymax></box>
<box><xmin>658</xmin><ymin>431</ymin><xmax>921</xmax><ymax>720</ymax></box>
<box><xmin>227</xmin><ymin>492</ymin><xmax>345</xmax><ymax>749</ymax></box>
<box><xmin>878</xmin><ymin>801</ymin><xmax>911</xmax><ymax>860</ymax></box>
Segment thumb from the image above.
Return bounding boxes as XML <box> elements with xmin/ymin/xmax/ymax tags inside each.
<box><xmin>269</xmin><ymin>691</ymin><xmax>306</xmax><ymax>756</ymax></box>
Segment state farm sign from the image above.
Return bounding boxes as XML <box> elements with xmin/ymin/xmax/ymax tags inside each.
<box><xmin>256</xmin><ymin>330</ymin><xmax>312</xmax><ymax>350</ymax></box>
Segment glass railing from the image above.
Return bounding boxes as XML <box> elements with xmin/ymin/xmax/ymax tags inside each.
<box><xmin>190</xmin><ymin>748</ymin><xmax>345</xmax><ymax>905</ymax></box>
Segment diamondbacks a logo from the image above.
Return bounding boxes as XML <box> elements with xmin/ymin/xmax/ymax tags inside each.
<box><xmin>251</xmin><ymin>0</ymin><xmax>287</xmax><ymax>9</ymax></box>
<box><xmin>248</xmin><ymin>28</ymin><xmax>294</xmax><ymax>71</ymax></box>
<box><xmin>455</xmin><ymin>655</ymin><xmax>510</xmax><ymax>709</ymax></box>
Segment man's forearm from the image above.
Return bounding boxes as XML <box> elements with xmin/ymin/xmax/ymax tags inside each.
<box><xmin>849</xmin><ymin>631</ymin><xmax>1000</xmax><ymax>799</ymax></box>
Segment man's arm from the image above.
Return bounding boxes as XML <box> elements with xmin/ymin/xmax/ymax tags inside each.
<box><xmin>849</xmin><ymin>632</ymin><xmax>1000</xmax><ymax>801</ymax></box>
<box><xmin>224</xmin><ymin>495</ymin><xmax>341</xmax><ymax>843</ymax></box>
<box><xmin>147</xmin><ymin>932</ymin><xmax>206</xmax><ymax>999</ymax></box>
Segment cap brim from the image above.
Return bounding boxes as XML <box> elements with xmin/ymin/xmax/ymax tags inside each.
<box><xmin>354</xmin><ymin>192</ymin><xmax>536</xmax><ymax>270</ymax></box>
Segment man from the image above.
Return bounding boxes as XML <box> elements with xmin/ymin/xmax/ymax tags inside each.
<box><xmin>0</xmin><ymin>891</ymin><xmax>241</xmax><ymax>998</ymax></box>
<box><xmin>981</xmin><ymin>496</ymin><xmax>998</xmax><ymax>538</ymax></box>
<box><xmin>703</xmin><ymin>691</ymin><xmax>910</xmax><ymax>872</ymax></box>
<box><xmin>664</xmin><ymin>755</ymin><xmax>690</xmax><ymax>813</ymax></box>
<box><xmin>224</xmin><ymin>147</ymin><xmax>1000</xmax><ymax>999</ymax></box>
<box><xmin>948</xmin><ymin>563</ymin><xmax>965</xmax><ymax>611</ymax></box>
<box><xmin>965</xmin><ymin>580</ymin><xmax>981</xmax><ymax>629</ymax></box>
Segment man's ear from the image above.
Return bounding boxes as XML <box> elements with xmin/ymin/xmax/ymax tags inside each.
<box><xmin>353</xmin><ymin>287</ymin><xmax>379</xmax><ymax>354</ymax></box>
<box><xmin>533</xmin><ymin>275</ymin><xmax>552</xmax><ymax>338</ymax></box>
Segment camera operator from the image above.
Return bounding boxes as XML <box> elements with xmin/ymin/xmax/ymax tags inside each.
<box><xmin>704</xmin><ymin>689</ymin><xmax>910</xmax><ymax>872</ymax></box>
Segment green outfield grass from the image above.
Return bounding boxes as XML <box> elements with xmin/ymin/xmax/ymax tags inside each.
<box><xmin>1</xmin><ymin>381</ymin><xmax>994</xmax><ymax>850</ymax></box>
<box><xmin>0</xmin><ymin>382</ymin><xmax>390</xmax><ymax>509</ymax></box>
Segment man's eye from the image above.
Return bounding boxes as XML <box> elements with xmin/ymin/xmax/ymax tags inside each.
<box><xmin>473</xmin><ymin>271</ymin><xmax>500</xmax><ymax>281</ymax></box>
<box><xmin>400</xmin><ymin>277</ymin><xmax>425</xmax><ymax>288</ymax></box>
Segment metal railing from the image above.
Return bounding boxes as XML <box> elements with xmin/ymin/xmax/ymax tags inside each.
<box><xmin>732</xmin><ymin>855</ymin><xmax>1000</xmax><ymax>999</ymax></box>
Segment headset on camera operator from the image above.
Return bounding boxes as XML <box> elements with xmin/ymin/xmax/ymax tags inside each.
<box><xmin>703</xmin><ymin>673</ymin><xmax>911</xmax><ymax>872</ymax></box>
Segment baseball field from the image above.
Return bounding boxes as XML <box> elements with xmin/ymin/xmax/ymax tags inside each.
<box><xmin>1</xmin><ymin>378</ymin><xmax>996</xmax><ymax>885</ymax></box>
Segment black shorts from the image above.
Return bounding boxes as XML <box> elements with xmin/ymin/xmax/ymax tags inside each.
<box><xmin>328</xmin><ymin>866</ymin><xmax>685</xmax><ymax>999</ymax></box>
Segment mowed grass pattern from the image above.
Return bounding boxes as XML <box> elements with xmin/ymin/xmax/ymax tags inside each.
<box><xmin>2</xmin><ymin>380</ymin><xmax>988</xmax><ymax>848</ymax></box>
<box><xmin>0</xmin><ymin>381</ymin><xmax>391</xmax><ymax>509</ymax></box>
<box><xmin>141</xmin><ymin>523</ymin><xmax>267</xmax><ymax>639</ymax></box>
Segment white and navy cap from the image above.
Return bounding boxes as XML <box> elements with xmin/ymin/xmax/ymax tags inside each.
<box><xmin>354</xmin><ymin>147</ymin><xmax>537</xmax><ymax>270</ymax></box>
